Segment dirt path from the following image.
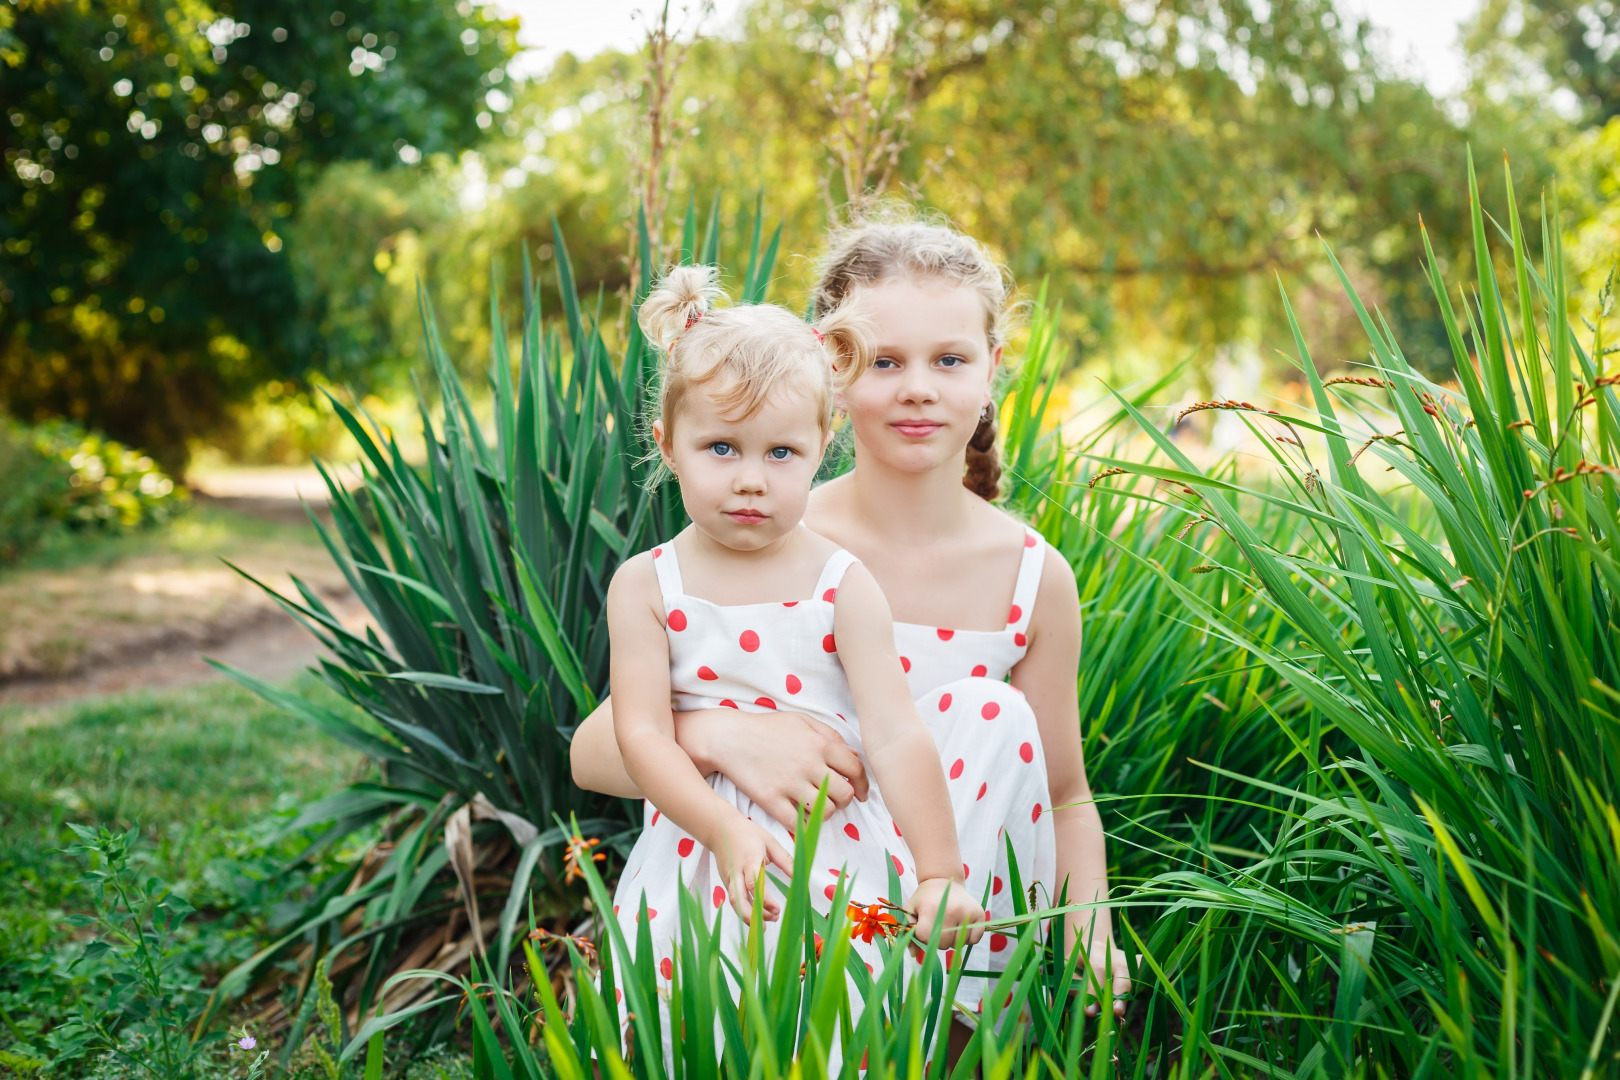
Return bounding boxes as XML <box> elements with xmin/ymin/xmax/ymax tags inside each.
<box><xmin>0</xmin><ymin>467</ymin><xmax>371</xmax><ymax>708</ymax></box>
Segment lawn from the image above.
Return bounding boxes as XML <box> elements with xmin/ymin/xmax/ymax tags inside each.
<box><xmin>0</xmin><ymin>677</ymin><xmax>366</xmax><ymax>1069</ymax></box>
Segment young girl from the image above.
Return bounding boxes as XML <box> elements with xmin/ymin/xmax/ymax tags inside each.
<box><xmin>607</xmin><ymin>265</ymin><xmax>985</xmax><ymax>995</ymax></box>
<box><xmin>575</xmin><ymin>218</ymin><xmax>1129</xmax><ymax>1021</ymax></box>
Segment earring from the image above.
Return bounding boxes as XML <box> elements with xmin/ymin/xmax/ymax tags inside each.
<box><xmin>981</xmin><ymin>402</ymin><xmax>994</xmax><ymax>423</ymax></box>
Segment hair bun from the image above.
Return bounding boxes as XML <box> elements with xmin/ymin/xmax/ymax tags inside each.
<box><xmin>638</xmin><ymin>265</ymin><xmax>723</xmax><ymax>349</ymax></box>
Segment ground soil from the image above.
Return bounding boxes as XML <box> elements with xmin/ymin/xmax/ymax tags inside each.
<box><xmin>0</xmin><ymin>467</ymin><xmax>370</xmax><ymax>707</ymax></box>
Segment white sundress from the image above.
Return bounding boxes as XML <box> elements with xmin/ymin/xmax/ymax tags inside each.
<box><xmin>610</xmin><ymin>526</ymin><xmax>1057</xmax><ymax>1020</ymax></box>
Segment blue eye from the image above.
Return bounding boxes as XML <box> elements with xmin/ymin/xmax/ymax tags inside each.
<box><xmin>873</xmin><ymin>357</ymin><xmax>899</xmax><ymax>369</ymax></box>
<box><xmin>938</xmin><ymin>354</ymin><xmax>965</xmax><ymax>368</ymax></box>
<box><xmin>709</xmin><ymin>442</ymin><xmax>735</xmax><ymax>457</ymax></box>
<box><xmin>768</xmin><ymin>446</ymin><xmax>795</xmax><ymax>461</ymax></box>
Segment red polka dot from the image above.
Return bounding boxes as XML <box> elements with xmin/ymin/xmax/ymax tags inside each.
<box><xmin>1019</xmin><ymin>742</ymin><xmax>1034</xmax><ymax>763</ymax></box>
<box><xmin>963</xmin><ymin>863</ymin><xmax>970</xmax><ymax>879</ymax></box>
<box><xmin>614</xmin><ymin>904</ymin><xmax>620</xmax><ymax>916</ymax></box>
<box><xmin>982</xmin><ymin>701</ymin><xmax>1000</xmax><ymax>720</ymax></box>
<box><xmin>755</xmin><ymin>696</ymin><xmax>776</xmax><ymax>709</ymax></box>
<box><xmin>1025</xmin><ymin>533</ymin><xmax>1038</xmax><ymax>548</ymax></box>
<box><xmin>782</xmin><ymin>601</ymin><xmax>798</xmax><ymax>607</ymax></box>
<box><xmin>991</xmin><ymin>933</ymin><xmax>1009</xmax><ymax>952</ymax></box>
<box><xmin>976</xmin><ymin>782</ymin><xmax>988</xmax><ymax>801</ymax></box>
<box><xmin>1014</xmin><ymin>632</ymin><xmax>1027</xmax><ymax>647</ymax></box>
<box><xmin>636</xmin><ymin>907</ymin><xmax>658</xmax><ymax>922</ymax></box>
<box><xmin>900</xmin><ymin>655</ymin><xmax>911</xmax><ymax>673</ymax></box>
<box><xmin>946</xmin><ymin>948</ymin><xmax>955</xmax><ymax>968</ymax></box>
<box><xmin>678</xmin><ymin>837</ymin><xmax>695</xmax><ymax>857</ymax></box>
<box><xmin>616</xmin><ymin>988</ymin><xmax>623</xmax><ymax>1002</ymax></box>
<box><xmin>667</xmin><ymin>608</ymin><xmax>687</xmax><ymax>631</ymax></box>
<box><xmin>937</xmin><ymin>628</ymin><xmax>955</xmax><ymax>640</ymax></box>
<box><xmin>823</xmin><ymin>588</ymin><xmax>837</xmax><ymax>602</ymax></box>
<box><xmin>949</xmin><ymin>758</ymin><xmax>964</xmax><ymax>779</ymax></box>
<box><xmin>1008</xmin><ymin>604</ymin><xmax>1022</xmax><ymax>623</ymax></box>
<box><xmin>785</xmin><ymin>674</ymin><xmax>802</xmax><ymax>694</ymax></box>
<box><xmin>660</xmin><ymin>957</ymin><xmax>673</xmax><ymax>979</ymax></box>
<box><xmin>825</xmin><ymin>883</ymin><xmax>837</xmax><ymax>901</ymax></box>
<box><xmin>828</xmin><ymin>868</ymin><xmax>842</xmax><ymax>877</ymax></box>
<box><xmin>993</xmin><ymin>876</ymin><xmax>1004</xmax><ymax>895</ymax></box>
<box><xmin>844</xmin><ymin>823</ymin><xmax>860</xmax><ymax>841</ymax></box>
<box><xmin>651</xmin><ymin>810</ymin><xmax>661</xmax><ymax>826</ymax></box>
<box><xmin>972</xmin><ymin>664</ymin><xmax>988</xmax><ymax>677</ymax></box>
<box><xmin>822</xmin><ymin>634</ymin><xmax>837</xmax><ymax>652</ymax></box>
<box><xmin>713</xmin><ymin>886</ymin><xmax>726</xmax><ymax>908</ymax></box>
<box><xmin>697</xmin><ymin>666</ymin><xmax>719</xmax><ymax>681</ymax></box>
<box><xmin>891</xmin><ymin>854</ymin><xmax>904</xmax><ymax>876</ymax></box>
<box><xmin>938</xmin><ymin>693</ymin><xmax>952</xmax><ymax>711</ymax></box>
<box><xmin>739</xmin><ymin>629</ymin><xmax>760</xmax><ymax>652</ymax></box>
<box><xmin>719</xmin><ymin>699</ymin><xmax>738</xmax><ymax>708</ymax></box>
<box><xmin>653</xmin><ymin>547</ymin><xmax>663</xmax><ymax>558</ymax></box>
<box><xmin>1032</xmin><ymin>803</ymin><xmax>1043</xmax><ymax>822</ymax></box>
<box><xmin>893</xmin><ymin>821</ymin><xmax>902</xmax><ymax>837</ymax></box>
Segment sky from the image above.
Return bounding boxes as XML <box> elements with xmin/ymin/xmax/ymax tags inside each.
<box><xmin>494</xmin><ymin>0</ymin><xmax>1481</xmax><ymax>95</ymax></box>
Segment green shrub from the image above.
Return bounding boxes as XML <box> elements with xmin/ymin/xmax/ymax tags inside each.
<box><xmin>0</xmin><ymin>419</ymin><xmax>188</xmax><ymax>564</ymax></box>
<box><xmin>0</xmin><ymin>420</ymin><xmax>70</xmax><ymax>563</ymax></box>
<box><xmin>1098</xmin><ymin>157</ymin><xmax>1620</xmax><ymax>1076</ymax></box>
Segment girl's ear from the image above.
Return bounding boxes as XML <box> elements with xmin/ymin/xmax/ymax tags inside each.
<box><xmin>653</xmin><ymin>418</ymin><xmax>677</xmax><ymax>472</ymax></box>
<box><xmin>821</xmin><ymin>427</ymin><xmax>835</xmax><ymax>454</ymax></box>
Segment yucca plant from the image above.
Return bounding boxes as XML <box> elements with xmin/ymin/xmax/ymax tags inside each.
<box><xmin>202</xmin><ymin>201</ymin><xmax>782</xmax><ymax>1036</ymax></box>
<box><xmin>1088</xmin><ymin>157</ymin><xmax>1620</xmax><ymax>1076</ymax></box>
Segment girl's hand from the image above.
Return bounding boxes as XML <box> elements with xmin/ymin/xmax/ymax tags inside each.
<box><xmin>686</xmin><ymin>709</ymin><xmax>869</xmax><ymax>827</ymax></box>
<box><xmin>711</xmin><ymin>812</ymin><xmax>794</xmax><ymax>925</ymax></box>
<box><xmin>1079</xmin><ymin>940</ymin><xmax>1132</xmax><ymax>1019</ymax></box>
<box><xmin>906</xmin><ymin>877</ymin><xmax>985</xmax><ymax>949</ymax></box>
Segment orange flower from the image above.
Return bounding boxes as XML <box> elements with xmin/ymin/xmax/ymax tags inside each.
<box><xmin>563</xmin><ymin>836</ymin><xmax>605</xmax><ymax>884</ymax></box>
<box><xmin>847</xmin><ymin>901</ymin><xmax>901</xmax><ymax>944</ymax></box>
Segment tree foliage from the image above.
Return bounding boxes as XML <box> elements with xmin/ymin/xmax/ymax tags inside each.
<box><xmin>0</xmin><ymin>0</ymin><xmax>516</xmax><ymax>468</ymax></box>
<box><xmin>1472</xmin><ymin>0</ymin><xmax>1620</xmax><ymax>122</ymax></box>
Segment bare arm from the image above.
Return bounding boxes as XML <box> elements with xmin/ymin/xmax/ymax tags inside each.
<box><xmin>570</xmin><ymin>694</ymin><xmax>870</xmax><ymax>818</ymax></box>
<box><xmin>833</xmin><ymin>565</ymin><xmax>981</xmax><ymax>946</ymax></box>
<box><xmin>1013</xmin><ymin>547</ymin><xmax>1127</xmax><ymax>1014</ymax></box>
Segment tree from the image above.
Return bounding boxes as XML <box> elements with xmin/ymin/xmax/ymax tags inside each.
<box><xmin>1471</xmin><ymin>0</ymin><xmax>1620</xmax><ymax>123</ymax></box>
<box><xmin>0</xmin><ymin>0</ymin><xmax>516</xmax><ymax>468</ymax></box>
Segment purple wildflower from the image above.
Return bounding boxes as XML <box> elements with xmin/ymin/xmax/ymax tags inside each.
<box><xmin>238</xmin><ymin>1034</ymin><xmax>257</xmax><ymax>1051</ymax></box>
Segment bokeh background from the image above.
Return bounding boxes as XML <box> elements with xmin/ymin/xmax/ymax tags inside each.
<box><xmin>4</xmin><ymin>0</ymin><xmax>1617</xmax><ymax>477</ymax></box>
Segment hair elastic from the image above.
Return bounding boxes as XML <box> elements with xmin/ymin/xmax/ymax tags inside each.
<box><xmin>811</xmin><ymin>327</ymin><xmax>824</xmax><ymax>344</ymax></box>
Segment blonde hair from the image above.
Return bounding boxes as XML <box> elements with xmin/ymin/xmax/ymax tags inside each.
<box><xmin>639</xmin><ymin>265</ymin><xmax>872</xmax><ymax>477</ymax></box>
<box><xmin>811</xmin><ymin>213</ymin><xmax>1016</xmax><ymax>501</ymax></box>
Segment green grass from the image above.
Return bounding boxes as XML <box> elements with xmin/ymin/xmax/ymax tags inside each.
<box><xmin>0</xmin><ymin>501</ymin><xmax>324</xmax><ymax>578</ymax></box>
<box><xmin>0</xmin><ymin>676</ymin><xmax>364</xmax><ymax>959</ymax></box>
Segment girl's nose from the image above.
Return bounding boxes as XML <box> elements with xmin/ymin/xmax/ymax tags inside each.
<box><xmin>896</xmin><ymin>370</ymin><xmax>939</xmax><ymax>404</ymax></box>
<box><xmin>733</xmin><ymin>463</ymin><xmax>766</xmax><ymax>494</ymax></box>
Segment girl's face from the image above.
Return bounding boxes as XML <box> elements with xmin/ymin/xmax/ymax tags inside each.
<box><xmin>655</xmin><ymin>381</ymin><xmax>831</xmax><ymax>552</ymax></box>
<box><xmin>838</xmin><ymin>277</ymin><xmax>1000</xmax><ymax>475</ymax></box>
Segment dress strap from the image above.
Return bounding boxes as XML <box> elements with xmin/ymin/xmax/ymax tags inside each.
<box><xmin>650</xmin><ymin>540</ymin><xmax>684</xmax><ymax>596</ymax></box>
<box><xmin>1008</xmin><ymin>527</ymin><xmax>1045</xmax><ymax>630</ymax></box>
<box><xmin>812</xmin><ymin>549</ymin><xmax>860</xmax><ymax>603</ymax></box>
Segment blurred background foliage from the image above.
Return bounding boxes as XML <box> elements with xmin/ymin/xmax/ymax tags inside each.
<box><xmin>2</xmin><ymin>0</ymin><xmax>1618</xmax><ymax>471</ymax></box>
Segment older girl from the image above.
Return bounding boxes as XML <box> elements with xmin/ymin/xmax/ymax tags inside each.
<box><xmin>576</xmin><ymin>219</ymin><xmax>1127</xmax><ymax>1017</ymax></box>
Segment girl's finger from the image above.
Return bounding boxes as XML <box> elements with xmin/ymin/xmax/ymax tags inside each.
<box><xmin>765</xmin><ymin>837</ymin><xmax>794</xmax><ymax>875</ymax></box>
<box><xmin>729</xmin><ymin>874</ymin><xmax>755</xmax><ymax>926</ymax></box>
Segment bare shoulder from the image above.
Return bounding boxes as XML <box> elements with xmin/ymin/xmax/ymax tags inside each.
<box><xmin>973</xmin><ymin>496</ymin><xmax>1038</xmax><ymax>551</ymax></box>
<box><xmin>608</xmin><ymin>549</ymin><xmax>661</xmax><ymax>602</ymax></box>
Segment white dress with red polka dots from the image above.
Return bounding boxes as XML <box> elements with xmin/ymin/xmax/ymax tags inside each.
<box><xmin>610</xmin><ymin>541</ymin><xmax>911</xmax><ymax>994</ymax></box>
<box><xmin>610</xmin><ymin>526</ymin><xmax>1057</xmax><ymax>1017</ymax></box>
<box><xmin>830</xmin><ymin>523</ymin><xmax>1058</xmax><ymax>1006</ymax></box>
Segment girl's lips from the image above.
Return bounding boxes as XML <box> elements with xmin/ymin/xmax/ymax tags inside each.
<box><xmin>891</xmin><ymin>420</ymin><xmax>944</xmax><ymax>438</ymax></box>
<box><xmin>725</xmin><ymin>510</ymin><xmax>767</xmax><ymax>523</ymax></box>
